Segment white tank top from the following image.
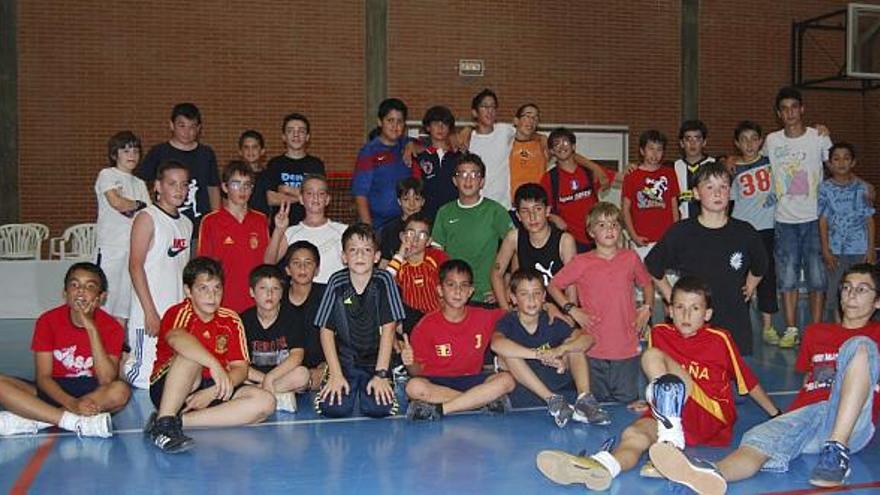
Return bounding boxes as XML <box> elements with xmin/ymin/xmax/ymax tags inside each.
<box><xmin>469</xmin><ymin>123</ymin><xmax>515</xmax><ymax>209</ymax></box>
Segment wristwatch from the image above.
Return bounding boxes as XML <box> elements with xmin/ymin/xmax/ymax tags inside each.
<box><xmin>562</xmin><ymin>302</ymin><xmax>576</xmax><ymax>314</ymax></box>
<box><xmin>374</xmin><ymin>369</ymin><xmax>390</xmax><ymax>380</ymax></box>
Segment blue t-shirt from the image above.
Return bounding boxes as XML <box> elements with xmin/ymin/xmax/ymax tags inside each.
<box><xmin>731</xmin><ymin>156</ymin><xmax>776</xmax><ymax>232</ymax></box>
<box><xmin>818</xmin><ymin>179</ymin><xmax>875</xmax><ymax>255</ymax></box>
<box><xmin>496</xmin><ymin>311</ymin><xmax>574</xmax><ymax>350</ymax></box>
<box><xmin>352</xmin><ymin>136</ymin><xmax>411</xmax><ymax>230</ymax></box>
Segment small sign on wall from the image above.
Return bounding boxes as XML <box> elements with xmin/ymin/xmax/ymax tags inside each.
<box><xmin>459</xmin><ymin>59</ymin><xmax>484</xmax><ymax>76</ymax></box>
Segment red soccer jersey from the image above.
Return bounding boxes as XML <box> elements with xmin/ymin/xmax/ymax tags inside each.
<box><xmin>198</xmin><ymin>208</ymin><xmax>269</xmax><ymax>313</ymax></box>
<box><xmin>31</xmin><ymin>305</ymin><xmax>124</xmax><ymax>378</ymax></box>
<box><xmin>411</xmin><ymin>307</ymin><xmax>504</xmax><ymax>377</ymax></box>
<box><xmin>151</xmin><ymin>300</ymin><xmax>249</xmax><ymax>383</ymax></box>
<box><xmin>789</xmin><ymin>322</ymin><xmax>880</xmax><ymax>424</ymax></box>
<box><xmin>647</xmin><ymin>323</ymin><xmax>758</xmax><ymax>446</ymax></box>
<box><xmin>387</xmin><ymin>247</ymin><xmax>448</xmax><ymax>313</ymax></box>
<box><xmin>621</xmin><ymin>166</ymin><xmax>680</xmax><ymax>242</ymax></box>
<box><xmin>540</xmin><ymin>166</ymin><xmax>598</xmax><ymax>246</ymax></box>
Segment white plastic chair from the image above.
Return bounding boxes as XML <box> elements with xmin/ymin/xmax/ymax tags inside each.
<box><xmin>0</xmin><ymin>223</ymin><xmax>49</xmax><ymax>260</ymax></box>
<box><xmin>49</xmin><ymin>223</ymin><xmax>97</xmax><ymax>260</ymax></box>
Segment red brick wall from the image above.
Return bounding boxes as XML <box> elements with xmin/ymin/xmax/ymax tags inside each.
<box><xmin>16</xmin><ymin>0</ymin><xmax>880</xmax><ymax>236</ymax></box>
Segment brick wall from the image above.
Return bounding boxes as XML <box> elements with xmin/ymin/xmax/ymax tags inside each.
<box><xmin>16</xmin><ymin>0</ymin><xmax>880</xmax><ymax>236</ymax></box>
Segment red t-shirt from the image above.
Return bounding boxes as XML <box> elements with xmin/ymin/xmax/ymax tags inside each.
<box><xmin>388</xmin><ymin>247</ymin><xmax>448</xmax><ymax>314</ymax></box>
<box><xmin>411</xmin><ymin>307</ymin><xmax>504</xmax><ymax>377</ymax></box>
<box><xmin>151</xmin><ymin>300</ymin><xmax>249</xmax><ymax>383</ymax></box>
<box><xmin>647</xmin><ymin>323</ymin><xmax>759</xmax><ymax>446</ymax></box>
<box><xmin>540</xmin><ymin>166</ymin><xmax>599</xmax><ymax>246</ymax></box>
<box><xmin>197</xmin><ymin>208</ymin><xmax>269</xmax><ymax>313</ymax></box>
<box><xmin>621</xmin><ymin>166</ymin><xmax>680</xmax><ymax>242</ymax></box>
<box><xmin>31</xmin><ymin>305</ymin><xmax>124</xmax><ymax>378</ymax></box>
<box><xmin>789</xmin><ymin>322</ymin><xmax>880</xmax><ymax>424</ymax></box>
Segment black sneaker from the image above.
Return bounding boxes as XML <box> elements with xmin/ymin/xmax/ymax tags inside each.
<box><xmin>406</xmin><ymin>400</ymin><xmax>443</xmax><ymax>421</ymax></box>
<box><xmin>143</xmin><ymin>412</ymin><xmax>157</xmax><ymax>435</ymax></box>
<box><xmin>483</xmin><ymin>394</ymin><xmax>512</xmax><ymax>415</ymax></box>
<box><xmin>150</xmin><ymin>416</ymin><xmax>195</xmax><ymax>454</ymax></box>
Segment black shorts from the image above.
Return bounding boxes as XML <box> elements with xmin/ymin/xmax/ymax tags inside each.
<box><xmin>35</xmin><ymin>377</ymin><xmax>99</xmax><ymax>407</ymax></box>
<box><xmin>526</xmin><ymin>360</ymin><xmax>575</xmax><ymax>393</ymax></box>
<box><xmin>423</xmin><ymin>373</ymin><xmax>490</xmax><ymax>392</ymax></box>
<box><xmin>149</xmin><ymin>374</ymin><xmax>243</xmax><ymax>410</ymax></box>
<box><xmin>588</xmin><ymin>356</ymin><xmax>642</xmax><ymax>403</ymax></box>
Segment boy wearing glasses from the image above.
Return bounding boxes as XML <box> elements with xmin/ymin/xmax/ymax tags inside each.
<box><xmin>386</xmin><ymin>212</ymin><xmax>448</xmax><ymax>317</ymax></box>
<box><xmin>431</xmin><ymin>154</ymin><xmax>514</xmax><ymax>305</ymax></box>
<box><xmin>198</xmin><ymin>161</ymin><xmax>271</xmax><ymax>313</ymax></box>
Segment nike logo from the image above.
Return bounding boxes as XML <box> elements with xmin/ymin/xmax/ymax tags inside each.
<box><xmin>167</xmin><ymin>247</ymin><xmax>187</xmax><ymax>257</ymax></box>
<box><xmin>167</xmin><ymin>238</ymin><xmax>188</xmax><ymax>257</ymax></box>
<box><xmin>448</xmin><ymin>218</ymin><xmax>460</xmax><ymax>224</ymax></box>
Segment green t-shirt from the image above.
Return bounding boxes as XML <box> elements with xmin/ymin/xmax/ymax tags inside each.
<box><xmin>432</xmin><ymin>197</ymin><xmax>513</xmax><ymax>302</ymax></box>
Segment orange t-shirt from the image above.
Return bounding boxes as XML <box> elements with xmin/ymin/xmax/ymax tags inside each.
<box><xmin>509</xmin><ymin>138</ymin><xmax>547</xmax><ymax>200</ymax></box>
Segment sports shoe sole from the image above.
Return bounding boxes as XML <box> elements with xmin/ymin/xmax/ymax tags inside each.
<box><xmin>649</xmin><ymin>442</ymin><xmax>727</xmax><ymax>495</ymax></box>
<box><xmin>639</xmin><ymin>460</ymin><xmax>663</xmax><ymax>479</ymax></box>
<box><xmin>535</xmin><ymin>450</ymin><xmax>612</xmax><ymax>491</ymax></box>
<box><xmin>572</xmin><ymin>410</ymin><xmax>611</xmax><ymax>426</ymax></box>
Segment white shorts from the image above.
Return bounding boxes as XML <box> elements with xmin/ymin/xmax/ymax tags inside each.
<box><xmin>97</xmin><ymin>247</ymin><xmax>132</xmax><ymax>320</ymax></box>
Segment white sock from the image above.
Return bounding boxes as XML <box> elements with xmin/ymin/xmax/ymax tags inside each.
<box><xmin>657</xmin><ymin>417</ymin><xmax>685</xmax><ymax>449</ymax></box>
<box><xmin>34</xmin><ymin>420</ymin><xmax>52</xmax><ymax>430</ymax></box>
<box><xmin>590</xmin><ymin>450</ymin><xmax>622</xmax><ymax>478</ymax></box>
<box><xmin>58</xmin><ymin>411</ymin><xmax>83</xmax><ymax>432</ymax></box>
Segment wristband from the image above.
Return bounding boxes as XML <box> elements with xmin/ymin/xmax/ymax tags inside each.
<box><xmin>374</xmin><ymin>369</ymin><xmax>390</xmax><ymax>380</ymax></box>
<box><xmin>562</xmin><ymin>302</ymin><xmax>576</xmax><ymax>314</ymax></box>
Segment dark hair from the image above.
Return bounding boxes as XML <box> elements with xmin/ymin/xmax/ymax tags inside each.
<box><xmin>515</xmin><ymin>103</ymin><xmax>540</xmax><ymax>118</ymax></box>
<box><xmin>248</xmin><ymin>264</ymin><xmax>285</xmax><ymax>289</ymax></box>
<box><xmin>422</xmin><ymin>105</ymin><xmax>456</xmax><ymax>131</ymax></box>
<box><xmin>342</xmin><ymin>222</ymin><xmax>379</xmax><ymax>251</ymax></box>
<box><xmin>509</xmin><ymin>267</ymin><xmax>544</xmax><ymax>293</ymax></box>
<box><xmin>692</xmin><ymin>161</ymin><xmax>732</xmax><ymax>186</ymax></box>
<box><xmin>283</xmin><ymin>240</ymin><xmax>321</xmax><ymax>267</ymax></box>
<box><xmin>514</xmin><ymin>183</ymin><xmax>548</xmax><ymax>208</ymax></box>
<box><xmin>64</xmin><ymin>262</ymin><xmax>108</xmax><ymax>293</ymax></box>
<box><xmin>302</xmin><ymin>173</ymin><xmax>329</xmax><ymax>190</ymax></box>
<box><xmin>378</xmin><ymin>98</ymin><xmax>408</xmax><ymax>121</ymax></box>
<box><xmin>671</xmin><ymin>275</ymin><xmax>712</xmax><ymax>309</ymax></box>
<box><xmin>547</xmin><ymin>127</ymin><xmax>576</xmax><ymax>149</ymax></box>
<box><xmin>678</xmin><ymin>120</ymin><xmax>708</xmax><ymax>140</ymax></box>
<box><xmin>107</xmin><ymin>131</ymin><xmax>142</xmax><ymax>166</ymax></box>
<box><xmin>842</xmin><ymin>263</ymin><xmax>880</xmax><ymax>295</ymax></box>
<box><xmin>775</xmin><ymin>86</ymin><xmax>803</xmax><ymax>111</ymax></box>
<box><xmin>171</xmin><ymin>103</ymin><xmax>201</xmax><ymax>124</ymax></box>
<box><xmin>156</xmin><ymin>160</ymin><xmax>189</xmax><ymax>181</ymax></box>
<box><xmin>183</xmin><ymin>256</ymin><xmax>224</xmax><ymax>287</ymax></box>
<box><xmin>439</xmin><ymin>259</ymin><xmax>473</xmax><ymax>284</ymax></box>
<box><xmin>403</xmin><ymin>211</ymin><xmax>433</xmax><ymax>232</ymax></box>
<box><xmin>733</xmin><ymin>120</ymin><xmax>763</xmax><ymax>141</ymax></box>
<box><xmin>396</xmin><ymin>177</ymin><xmax>424</xmax><ymax>199</ymax></box>
<box><xmin>455</xmin><ymin>152</ymin><xmax>487</xmax><ymax>177</ymax></box>
<box><xmin>282</xmin><ymin>112</ymin><xmax>311</xmax><ymax>134</ymax></box>
<box><xmin>639</xmin><ymin>130</ymin><xmax>667</xmax><ymax>149</ymax></box>
<box><xmin>238</xmin><ymin>129</ymin><xmax>265</xmax><ymax>149</ymax></box>
<box><xmin>222</xmin><ymin>160</ymin><xmax>256</xmax><ymax>184</ymax></box>
<box><xmin>829</xmin><ymin>142</ymin><xmax>857</xmax><ymax>159</ymax></box>
<box><xmin>471</xmin><ymin>88</ymin><xmax>498</xmax><ymax>111</ymax></box>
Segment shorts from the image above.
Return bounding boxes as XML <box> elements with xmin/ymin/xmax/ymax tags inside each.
<box><xmin>149</xmin><ymin>374</ymin><xmax>242</xmax><ymax>410</ymax></box>
<box><xmin>775</xmin><ymin>221</ymin><xmax>826</xmax><ymax>292</ymax></box>
<box><xmin>36</xmin><ymin>377</ymin><xmax>99</xmax><ymax>407</ymax></box>
<box><xmin>122</xmin><ymin>325</ymin><xmax>157</xmax><ymax>390</ymax></box>
<box><xmin>526</xmin><ymin>360</ymin><xmax>575</xmax><ymax>394</ymax></box>
<box><xmin>589</xmin><ymin>356</ymin><xmax>641</xmax><ymax>403</ymax></box>
<box><xmin>423</xmin><ymin>373</ymin><xmax>491</xmax><ymax>392</ymax></box>
<box><xmin>741</xmin><ymin>336</ymin><xmax>878</xmax><ymax>473</ymax></box>
<box><xmin>96</xmin><ymin>248</ymin><xmax>132</xmax><ymax>319</ymax></box>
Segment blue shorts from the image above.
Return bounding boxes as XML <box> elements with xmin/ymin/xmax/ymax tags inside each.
<box><xmin>36</xmin><ymin>377</ymin><xmax>99</xmax><ymax>407</ymax></box>
<box><xmin>740</xmin><ymin>336</ymin><xmax>878</xmax><ymax>473</ymax></box>
<box><xmin>149</xmin><ymin>375</ymin><xmax>239</xmax><ymax>410</ymax></box>
<box><xmin>424</xmin><ymin>373</ymin><xmax>491</xmax><ymax>392</ymax></box>
<box><xmin>774</xmin><ymin>221</ymin><xmax>826</xmax><ymax>292</ymax></box>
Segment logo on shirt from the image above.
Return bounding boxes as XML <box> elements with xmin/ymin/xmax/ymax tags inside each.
<box><xmin>534</xmin><ymin>262</ymin><xmax>555</xmax><ymax>286</ymax></box>
<box><xmin>687</xmin><ymin>361</ymin><xmax>710</xmax><ymax>381</ymax></box>
<box><xmin>729</xmin><ymin>251</ymin><xmax>743</xmax><ymax>271</ymax></box>
<box><xmin>448</xmin><ymin>218</ymin><xmax>460</xmax><ymax>224</ymax></box>
<box><xmin>53</xmin><ymin>345</ymin><xmax>93</xmax><ymax>377</ymax></box>
<box><xmin>249</xmin><ymin>233</ymin><xmax>260</xmax><ymax>250</ymax></box>
<box><xmin>636</xmin><ymin>176</ymin><xmax>670</xmax><ymax>209</ymax></box>
<box><xmin>435</xmin><ymin>343</ymin><xmax>452</xmax><ymax>357</ymax></box>
<box><xmin>419</xmin><ymin>159</ymin><xmax>434</xmax><ymax>176</ymax></box>
<box><xmin>223</xmin><ymin>236</ymin><xmax>235</xmax><ymax>245</ymax></box>
<box><xmin>215</xmin><ymin>334</ymin><xmax>228</xmax><ymax>355</ymax></box>
<box><xmin>167</xmin><ymin>238</ymin><xmax>188</xmax><ymax>257</ymax></box>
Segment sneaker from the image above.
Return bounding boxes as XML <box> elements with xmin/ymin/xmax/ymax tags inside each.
<box><xmin>547</xmin><ymin>394</ymin><xmax>574</xmax><ymax>428</ymax></box>
<box><xmin>762</xmin><ymin>326</ymin><xmax>780</xmax><ymax>345</ymax></box>
<box><xmin>150</xmin><ymin>416</ymin><xmax>194</xmax><ymax>454</ymax></box>
<box><xmin>809</xmin><ymin>441</ymin><xmax>851</xmax><ymax>488</ymax></box>
<box><xmin>649</xmin><ymin>442</ymin><xmax>727</xmax><ymax>495</ymax></box>
<box><xmin>639</xmin><ymin>460</ymin><xmax>662</xmax><ymax>478</ymax></box>
<box><xmin>572</xmin><ymin>393</ymin><xmax>611</xmax><ymax>426</ymax></box>
<box><xmin>143</xmin><ymin>411</ymin><xmax>157</xmax><ymax>435</ymax></box>
<box><xmin>275</xmin><ymin>392</ymin><xmax>298</xmax><ymax>413</ymax></box>
<box><xmin>73</xmin><ymin>413</ymin><xmax>113</xmax><ymax>438</ymax></box>
<box><xmin>535</xmin><ymin>450</ymin><xmax>613</xmax><ymax>491</ymax></box>
<box><xmin>406</xmin><ymin>400</ymin><xmax>442</xmax><ymax>421</ymax></box>
<box><xmin>647</xmin><ymin>374</ymin><xmax>686</xmax><ymax>448</ymax></box>
<box><xmin>778</xmin><ymin>326</ymin><xmax>799</xmax><ymax>348</ymax></box>
<box><xmin>483</xmin><ymin>394</ymin><xmax>512</xmax><ymax>415</ymax></box>
<box><xmin>0</xmin><ymin>411</ymin><xmax>40</xmax><ymax>436</ymax></box>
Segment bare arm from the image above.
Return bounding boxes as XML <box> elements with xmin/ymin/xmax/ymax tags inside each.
<box><xmin>34</xmin><ymin>352</ymin><xmax>80</xmax><ymax>413</ymax></box>
<box><xmin>165</xmin><ymin>329</ymin><xmax>225</xmax><ymax>371</ymax></box>
<box><xmin>104</xmin><ymin>189</ymin><xmax>140</xmax><ymax>213</ymax></box>
<box><xmin>574</xmin><ymin>154</ymin><xmax>611</xmax><ymax>191</ymax></box>
<box><xmin>208</xmin><ymin>186</ymin><xmax>221</xmax><ymax>211</ymax></box>
<box><xmin>266</xmin><ymin>188</ymin><xmax>300</xmax><ymax>207</ymax></box>
<box><xmin>490</xmin><ymin>230</ymin><xmax>518</xmax><ymax>310</ymax></box>
<box><xmin>491</xmin><ymin>331</ymin><xmax>542</xmax><ymax>359</ymax></box>
<box><xmin>261</xmin><ymin>348</ymin><xmax>305</xmax><ymax>392</ymax></box>
<box><xmin>621</xmin><ymin>197</ymin><xmax>646</xmax><ymax>246</ymax></box>
<box><xmin>653</xmin><ymin>276</ymin><xmax>673</xmax><ymax>305</ymax></box>
<box><xmin>129</xmin><ymin>212</ymin><xmax>160</xmax><ymax>336</ymax></box>
<box><xmin>375</xmin><ymin>321</ymin><xmax>396</xmax><ymax>372</ymax></box>
<box><xmin>670</xmin><ymin>197</ymin><xmax>680</xmax><ymax>222</ymax></box>
<box><xmin>819</xmin><ymin>216</ymin><xmax>836</xmax><ymax>270</ymax></box>
<box><xmin>748</xmin><ymin>383</ymin><xmax>781</xmax><ymax>416</ymax></box>
<box><xmin>78</xmin><ymin>308</ymin><xmax>119</xmax><ymax>385</ymax></box>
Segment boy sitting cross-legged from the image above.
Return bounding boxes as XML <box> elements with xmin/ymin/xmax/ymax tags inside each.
<box><xmin>402</xmin><ymin>259</ymin><xmax>515</xmax><ymax>420</ymax></box>
<box><xmin>536</xmin><ymin>276</ymin><xmax>779</xmax><ymax>492</ymax></box>
<box><xmin>146</xmin><ymin>257</ymin><xmax>275</xmax><ymax>454</ymax></box>
<box><xmin>491</xmin><ymin>268</ymin><xmax>602</xmax><ymax>427</ymax></box>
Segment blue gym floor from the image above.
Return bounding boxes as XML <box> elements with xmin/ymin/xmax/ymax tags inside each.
<box><xmin>1</xmin><ymin>316</ymin><xmax>879</xmax><ymax>495</ymax></box>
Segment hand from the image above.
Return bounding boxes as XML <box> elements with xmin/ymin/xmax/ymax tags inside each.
<box><xmin>72</xmin><ymin>297</ymin><xmax>99</xmax><ymax>328</ymax></box>
<box><xmin>397</xmin><ymin>235</ymin><xmax>415</xmax><ymax>258</ymax></box>
<box><xmin>145</xmin><ymin>309</ymin><xmax>161</xmax><ymax>337</ymax></box>
<box><xmin>366</xmin><ymin>376</ymin><xmax>395</xmax><ymax>406</ymax></box>
<box><xmin>823</xmin><ymin>252</ymin><xmax>838</xmax><ymax>271</ymax></box>
<box><xmin>545</xmin><ymin>303</ymin><xmax>564</xmax><ymax>324</ymax></box>
<box><xmin>549</xmin><ymin>216</ymin><xmax>567</xmax><ymax>231</ymax></box>
<box><xmin>319</xmin><ymin>374</ymin><xmax>350</xmax><ymax>406</ymax></box>
<box><xmin>261</xmin><ymin>373</ymin><xmax>276</xmax><ymax>393</ymax></box>
<box><xmin>634</xmin><ymin>304</ymin><xmax>652</xmax><ymax>331</ymax></box>
<box><xmin>72</xmin><ymin>397</ymin><xmax>100</xmax><ymax>416</ymax></box>
<box><xmin>183</xmin><ymin>387</ymin><xmax>217</xmax><ymax>413</ymax></box>
<box><xmin>624</xmin><ymin>162</ymin><xmax>638</xmax><ymax>175</ymax></box>
<box><xmin>594</xmin><ymin>169</ymin><xmax>611</xmax><ymax>191</ymax></box>
<box><xmin>742</xmin><ymin>283</ymin><xmax>757</xmax><ymax>302</ymax></box>
<box><xmin>569</xmin><ymin>306</ymin><xmax>599</xmax><ymax>330</ymax></box>
<box><xmin>815</xmin><ymin>123</ymin><xmax>830</xmax><ymax>137</ymax></box>
<box><xmin>209</xmin><ymin>364</ymin><xmax>233</xmax><ymax>401</ymax></box>
<box><xmin>535</xmin><ymin>348</ymin><xmax>564</xmax><ymax>370</ymax></box>
<box><xmin>482</xmin><ymin>292</ymin><xmax>497</xmax><ymax>304</ymax></box>
<box><xmin>274</xmin><ymin>202</ymin><xmax>291</xmax><ymax>231</ymax></box>
<box><xmin>400</xmin><ymin>334</ymin><xmax>414</xmax><ymax>366</ymax></box>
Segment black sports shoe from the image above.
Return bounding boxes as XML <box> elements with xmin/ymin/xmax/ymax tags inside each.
<box><xmin>406</xmin><ymin>400</ymin><xmax>443</xmax><ymax>421</ymax></box>
<box><xmin>150</xmin><ymin>416</ymin><xmax>195</xmax><ymax>454</ymax></box>
<box><xmin>483</xmin><ymin>394</ymin><xmax>512</xmax><ymax>415</ymax></box>
<box><xmin>143</xmin><ymin>412</ymin><xmax>157</xmax><ymax>435</ymax></box>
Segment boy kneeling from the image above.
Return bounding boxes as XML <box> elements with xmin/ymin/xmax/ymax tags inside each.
<box><xmin>402</xmin><ymin>259</ymin><xmax>515</xmax><ymax>420</ymax></box>
<box><xmin>146</xmin><ymin>257</ymin><xmax>275</xmax><ymax>454</ymax></box>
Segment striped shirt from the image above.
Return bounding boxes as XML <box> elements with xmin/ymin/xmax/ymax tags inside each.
<box><xmin>386</xmin><ymin>247</ymin><xmax>448</xmax><ymax>313</ymax></box>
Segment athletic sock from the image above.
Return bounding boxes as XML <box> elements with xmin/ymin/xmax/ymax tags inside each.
<box><xmin>590</xmin><ymin>450</ymin><xmax>622</xmax><ymax>478</ymax></box>
<box><xmin>58</xmin><ymin>411</ymin><xmax>83</xmax><ymax>432</ymax></box>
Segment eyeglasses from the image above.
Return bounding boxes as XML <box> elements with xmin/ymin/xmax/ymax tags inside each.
<box><xmin>478</xmin><ymin>104</ymin><xmax>497</xmax><ymax>110</ymax></box>
<box><xmin>443</xmin><ymin>281</ymin><xmax>473</xmax><ymax>291</ymax></box>
<box><xmin>404</xmin><ymin>229</ymin><xmax>429</xmax><ymax>240</ymax></box>
<box><xmin>455</xmin><ymin>171</ymin><xmax>482</xmax><ymax>180</ymax></box>
<box><xmin>840</xmin><ymin>283</ymin><xmax>877</xmax><ymax>297</ymax></box>
<box><xmin>228</xmin><ymin>180</ymin><xmax>254</xmax><ymax>191</ymax></box>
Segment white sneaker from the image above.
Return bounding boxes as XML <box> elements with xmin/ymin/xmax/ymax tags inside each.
<box><xmin>275</xmin><ymin>392</ymin><xmax>298</xmax><ymax>413</ymax></box>
<box><xmin>0</xmin><ymin>411</ymin><xmax>41</xmax><ymax>436</ymax></box>
<box><xmin>74</xmin><ymin>413</ymin><xmax>113</xmax><ymax>438</ymax></box>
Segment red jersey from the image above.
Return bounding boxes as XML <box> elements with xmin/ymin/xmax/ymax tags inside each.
<box><xmin>31</xmin><ymin>305</ymin><xmax>124</xmax><ymax>378</ymax></box>
<box><xmin>198</xmin><ymin>208</ymin><xmax>269</xmax><ymax>313</ymax></box>
<box><xmin>647</xmin><ymin>323</ymin><xmax>758</xmax><ymax>446</ymax></box>
<box><xmin>411</xmin><ymin>307</ymin><xmax>504</xmax><ymax>377</ymax></box>
<box><xmin>387</xmin><ymin>247</ymin><xmax>448</xmax><ymax>313</ymax></box>
<box><xmin>621</xmin><ymin>166</ymin><xmax>680</xmax><ymax>242</ymax></box>
<box><xmin>151</xmin><ymin>300</ymin><xmax>249</xmax><ymax>383</ymax></box>
<box><xmin>540</xmin><ymin>166</ymin><xmax>598</xmax><ymax>246</ymax></box>
<box><xmin>789</xmin><ymin>322</ymin><xmax>880</xmax><ymax>424</ymax></box>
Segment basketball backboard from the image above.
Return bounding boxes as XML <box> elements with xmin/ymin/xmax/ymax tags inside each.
<box><xmin>847</xmin><ymin>3</ymin><xmax>880</xmax><ymax>79</ymax></box>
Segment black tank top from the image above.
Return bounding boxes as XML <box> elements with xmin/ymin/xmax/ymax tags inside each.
<box><xmin>517</xmin><ymin>226</ymin><xmax>564</xmax><ymax>286</ymax></box>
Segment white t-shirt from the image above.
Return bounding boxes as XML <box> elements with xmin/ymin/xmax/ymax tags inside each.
<box><xmin>469</xmin><ymin>123</ymin><xmax>515</xmax><ymax>210</ymax></box>
<box><xmin>94</xmin><ymin>167</ymin><xmax>151</xmax><ymax>249</ymax></box>
<box><xmin>285</xmin><ymin>220</ymin><xmax>348</xmax><ymax>284</ymax></box>
<box><xmin>765</xmin><ymin>127</ymin><xmax>832</xmax><ymax>224</ymax></box>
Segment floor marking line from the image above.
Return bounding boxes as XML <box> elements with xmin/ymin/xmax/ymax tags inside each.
<box><xmin>760</xmin><ymin>480</ymin><xmax>880</xmax><ymax>495</ymax></box>
<box><xmin>10</xmin><ymin>436</ymin><xmax>56</xmax><ymax>495</ymax></box>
